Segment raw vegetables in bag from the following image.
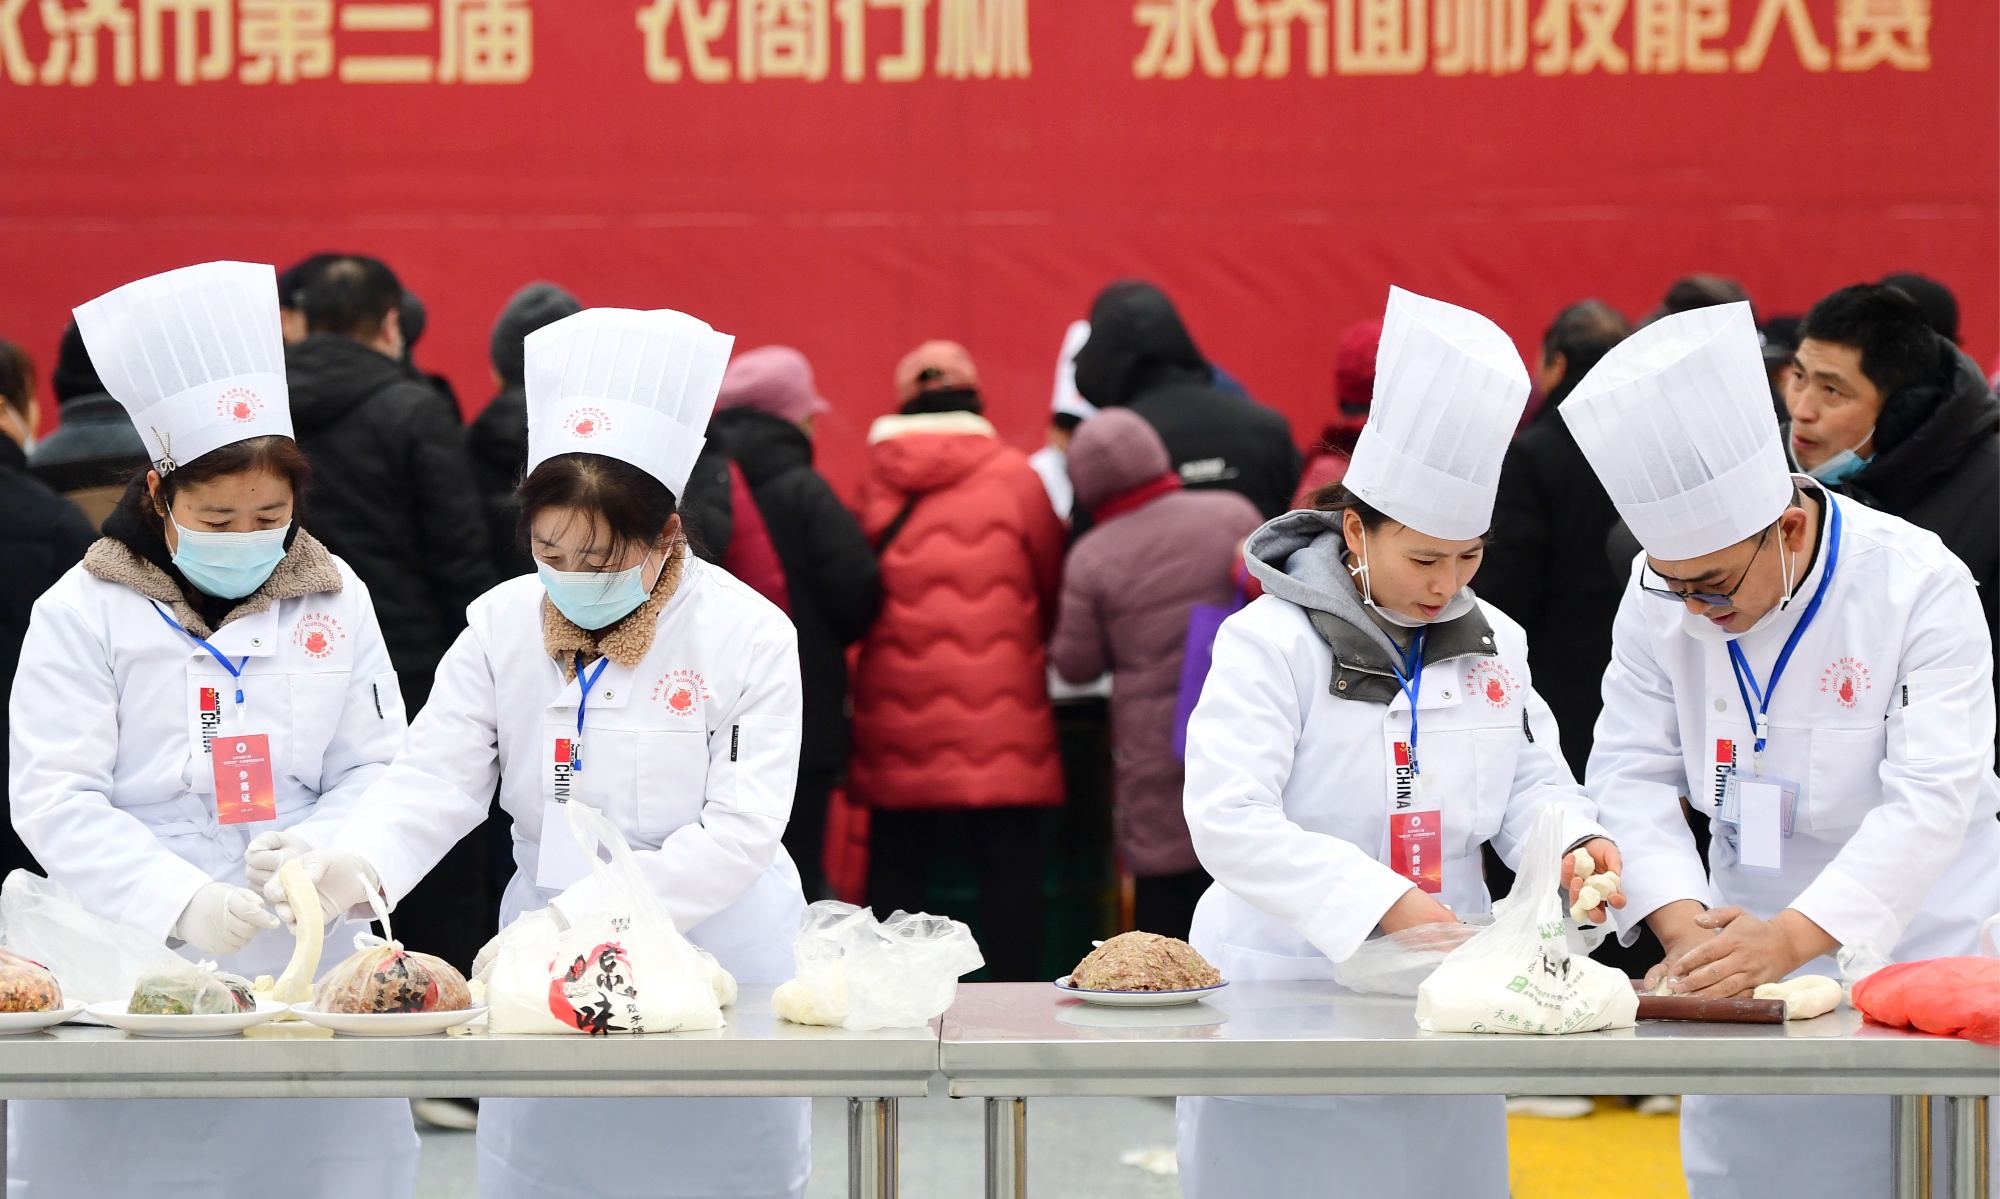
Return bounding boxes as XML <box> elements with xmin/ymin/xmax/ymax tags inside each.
<box><xmin>1415</xmin><ymin>804</ymin><xmax>1638</xmax><ymax>1035</ymax></box>
<box><xmin>772</xmin><ymin>901</ymin><xmax>984</xmax><ymax>1031</ymax></box>
<box><xmin>1</xmin><ymin>870</ymin><xmax>183</xmax><ymax>1006</ymax></box>
<box><xmin>488</xmin><ymin>802</ymin><xmax>730</xmax><ymax>1035</ymax></box>
<box><xmin>0</xmin><ymin>946</ymin><xmax>62</xmax><ymax>1012</ymax></box>
<box><xmin>128</xmin><ymin>959</ymin><xmax>255</xmax><ymax>1015</ymax></box>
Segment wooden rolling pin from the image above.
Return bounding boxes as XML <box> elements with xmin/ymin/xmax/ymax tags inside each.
<box><xmin>1630</xmin><ymin>981</ymin><xmax>1787</xmax><ymax>1023</ymax></box>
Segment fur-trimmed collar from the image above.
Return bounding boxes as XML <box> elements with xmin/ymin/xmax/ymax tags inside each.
<box><xmin>543</xmin><ymin>544</ymin><xmax>689</xmax><ymax>681</ymax></box>
<box><xmin>84</xmin><ymin>529</ymin><xmax>343</xmax><ymax>638</ymax></box>
<box><xmin>866</xmin><ymin>410</ymin><xmax>996</xmax><ymax>444</ymax></box>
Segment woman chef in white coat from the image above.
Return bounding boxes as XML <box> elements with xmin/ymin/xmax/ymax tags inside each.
<box><xmin>275</xmin><ymin>307</ymin><xmax>812</xmax><ymax>1199</ymax></box>
<box><xmin>1560</xmin><ymin>303</ymin><xmax>2000</xmax><ymax>1199</ymax></box>
<box><xmin>7</xmin><ymin>262</ymin><xmax>419</xmax><ymax>1196</ymax></box>
<box><xmin>1176</xmin><ymin>289</ymin><xmax>1622</xmax><ymax>1199</ymax></box>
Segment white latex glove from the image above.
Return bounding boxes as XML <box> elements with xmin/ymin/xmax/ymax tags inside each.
<box><xmin>173</xmin><ymin>882</ymin><xmax>282</xmax><ymax>955</ymax></box>
<box><xmin>473</xmin><ymin>907</ymin><xmax>567</xmax><ymax>982</ymax></box>
<box><xmin>262</xmin><ymin>849</ymin><xmax>381</xmax><ymax>927</ymax></box>
<box><xmin>244</xmin><ymin>829</ymin><xmax>313</xmax><ymax>891</ymax></box>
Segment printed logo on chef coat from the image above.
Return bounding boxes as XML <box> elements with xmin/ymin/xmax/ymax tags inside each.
<box><xmin>216</xmin><ymin>386</ymin><xmax>263</xmax><ymax>423</ymax></box>
<box><xmin>652</xmin><ymin>669</ymin><xmax>710</xmax><ymax>717</ymax></box>
<box><xmin>198</xmin><ymin>686</ymin><xmax>221</xmax><ymax>754</ymax></box>
<box><xmin>563</xmin><ymin>406</ymin><xmax>608</xmax><ymax>439</ymax></box>
<box><xmin>1464</xmin><ymin>661</ymin><xmax>1518</xmax><ymax>709</ymax></box>
<box><xmin>1819</xmin><ymin>657</ymin><xmax>1872</xmax><ymax>709</ymax></box>
<box><xmin>292</xmin><ymin>612</ymin><xmax>344</xmax><ymax>660</ymax></box>
<box><xmin>1391</xmin><ymin>741</ymin><xmax>1416</xmax><ymax>810</ymax></box>
<box><xmin>1712</xmin><ymin>738</ymin><xmax>1737</xmax><ymax>807</ymax></box>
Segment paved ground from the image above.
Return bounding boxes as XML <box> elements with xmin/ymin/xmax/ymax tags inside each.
<box><xmin>413</xmin><ymin>1089</ymin><xmax>1185</xmax><ymax>1198</ymax></box>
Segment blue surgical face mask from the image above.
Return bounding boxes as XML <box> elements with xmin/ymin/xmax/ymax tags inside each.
<box><xmin>171</xmin><ymin>521</ymin><xmax>290</xmax><ymax>599</ymax></box>
<box><xmin>1798</xmin><ymin>426</ymin><xmax>1875</xmax><ymax>486</ymax></box>
<box><xmin>539</xmin><ymin>552</ymin><xmax>659</xmax><ymax>631</ymax></box>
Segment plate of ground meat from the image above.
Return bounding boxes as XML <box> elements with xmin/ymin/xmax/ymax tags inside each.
<box><xmin>1055</xmin><ymin>932</ymin><xmax>1228</xmax><ymax>1007</ymax></box>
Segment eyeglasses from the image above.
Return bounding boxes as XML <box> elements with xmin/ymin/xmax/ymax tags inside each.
<box><xmin>1639</xmin><ymin>524</ymin><xmax>1771</xmax><ymax>609</ymax></box>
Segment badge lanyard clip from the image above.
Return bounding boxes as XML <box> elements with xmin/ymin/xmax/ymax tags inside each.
<box><xmin>569</xmin><ymin>653</ymin><xmax>610</xmax><ymax>774</ymax></box>
<box><xmin>153</xmin><ymin>603</ymin><xmax>248</xmax><ymax>733</ymax></box>
<box><xmin>1724</xmin><ymin>498</ymin><xmax>1842</xmax><ymax>774</ymax></box>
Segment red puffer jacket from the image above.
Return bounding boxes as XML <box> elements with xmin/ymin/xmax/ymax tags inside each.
<box><xmin>848</xmin><ymin>411</ymin><xmax>1066</xmax><ymax>811</ymax></box>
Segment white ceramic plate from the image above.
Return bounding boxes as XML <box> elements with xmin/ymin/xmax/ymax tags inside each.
<box><xmin>287</xmin><ymin>1002</ymin><xmax>485</xmax><ymax>1037</ymax></box>
<box><xmin>0</xmin><ymin>1006</ymin><xmax>85</xmax><ymax>1033</ymax></box>
<box><xmin>84</xmin><ymin>997</ymin><xmax>285</xmax><ymax>1037</ymax></box>
<box><xmin>1053</xmin><ymin>976</ymin><xmax>1229</xmax><ymax>1007</ymax></box>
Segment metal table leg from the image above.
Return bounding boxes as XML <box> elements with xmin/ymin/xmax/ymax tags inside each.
<box><xmin>847</xmin><ymin>1097</ymin><xmax>898</xmax><ymax>1199</ymax></box>
<box><xmin>985</xmin><ymin>1096</ymin><xmax>1025</xmax><ymax>1199</ymax></box>
<box><xmin>1950</xmin><ymin>1096</ymin><xmax>1989</xmax><ymax>1199</ymax></box>
<box><xmin>1895</xmin><ymin>1095</ymin><xmax>1934</xmax><ymax>1199</ymax></box>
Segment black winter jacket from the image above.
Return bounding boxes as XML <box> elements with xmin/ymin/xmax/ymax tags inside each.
<box><xmin>1830</xmin><ymin>340</ymin><xmax>1999</xmax><ymax>754</ymax></box>
<box><xmin>0</xmin><ymin>438</ymin><xmax>98</xmax><ymax>876</ymax></box>
<box><xmin>707</xmin><ymin>407</ymin><xmax>880</xmax><ymax>772</ymax></box>
<box><xmin>1074</xmin><ymin>282</ymin><xmax>1300</xmax><ymax>520</ymax></box>
<box><xmin>27</xmin><ymin>392</ymin><xmax>150</xmax><ymax>495</ymax></box>
<box><xmin>1477</xmin><ymin>400</ymin><xmax>1626</xmax><ymax>779</ymax></box>
<box><xmin>286</xmin><ymin>334</ymin><xmax>495</xmax><ymax>710</ymax></box>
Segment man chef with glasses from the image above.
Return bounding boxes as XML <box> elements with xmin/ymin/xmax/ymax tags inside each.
<box><xmin>1557</xmin><ymin>303</ymin><xmax>1998</xmax><ymax>1199</ymax></box>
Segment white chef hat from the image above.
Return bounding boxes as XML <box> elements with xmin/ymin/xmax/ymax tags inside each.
<box><xmin>1559</xmin><ymin>302</ymin><xmax>1791</xmax><ymax>561</ymax></box>
<box><xmin>524</xmin><ymin>307</ymin><xmax>735</xmax><ymax>499</ymax></box>
<box><xmin>1343</xmin><ymin>287</ymin><xmax>1530</xmax><ymax>540</ymax></box>
<box><xmin>1051</xmin><ymin>319</ymin><xmax>1097</xmax><ymax>422</ymax></box>
<box><xmin>73</xmin><ymin>261</ymin><xmax>291</xmax><ymax>475</ymax></box>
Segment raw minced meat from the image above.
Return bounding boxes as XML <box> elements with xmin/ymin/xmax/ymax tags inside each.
<box><xmin>1069</xmin><ymin>932</ymin><xmax>1222</xmax><ymax>991</ymax></box>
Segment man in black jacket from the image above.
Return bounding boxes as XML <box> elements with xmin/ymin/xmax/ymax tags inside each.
<box><xmin>708</xmin><ymin>347</ymin><xmax>880</xmax><ymax>899</ymax></box>
<box><xmin>26</xmin><ymin>323</ymin><xmax>150</xmax><ymax>525</ymax></box>
<box><xmin>1478</xmin><ymin>300</ymin><xmax>1632</xmax><ymax>780</ymax></box>
<box><xmin>1788</xmin><ymin>283</ymin><xmax>1999</xmax><ymax>754</ymax></box>
<box><xmin>1072</xmin><ymin>281</ymin><xmax>1300</xmax><ymax>519</ymax></box>
<box><xmin>0</xmin><ymin>351</ymin><xmax>97</xmax><ymax>879</ymax></box>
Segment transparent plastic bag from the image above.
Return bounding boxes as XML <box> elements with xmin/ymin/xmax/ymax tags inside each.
<box><xmin>312</xmin><ymin>873</ymin><xmax>471</xmax><ymax>1013</ymax></box>
<box><xmin>1333</xmin><ymin>917</ymin><xmax>1487</xmax><ymax>996</ymax></box>
<box><xmin>128</xmin><ymin>958</ymin><xmax>254</xmax><ymax>1015</ymax></box>
<box><xmin>1415</xmin><ymin>804</ymin><xmax>1638</xmax><ymax>1034</ymax></box>
<box><xmin>489</xmin><ymin>802</ymin><xmax>728</xmax><ymax>1035</ymax></box>
<box><xmin>0</xmin><ymin>870</ymin><xmax>182</xmax><ymax>1006</ymax></box>
<box><xmin>0</xmin><ymin>946</ymin><xmax>62</xmax><ymax>1012</ymax></box>
<box><xmin>772</xmin><ymin>900</ymin><xmax>984</xmax><ymax>1031</ymax></box>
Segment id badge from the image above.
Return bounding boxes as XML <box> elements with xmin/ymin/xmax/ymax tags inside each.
<box><xmin>1720</xmin><ymin>770</ymin><xmax>1798</xmax><ymax>873</ymax></box>
<box><xmin>1385</xmin><ymin>737</ymin><xmax>1442</xmax><ymax>893</ymax></box>
<box><xmin>212</xmin><ymin>734</ymin><xmax>277</xmax><ymax>825</ymax></box>
<box><xmin>535</xmin><ymin>735</ymin><xmax>592</xmax><ymax>890</ymax></box>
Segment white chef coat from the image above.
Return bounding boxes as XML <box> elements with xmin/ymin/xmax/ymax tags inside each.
<box><xmin>331</xmin><ymin>557</ymin><xmax>810</xmax><ymax>1199</ymax></box>
<box><xmin>6</xmin><ymin>545</ymin><xmax>417</xmax><ymax>1198</ymax></box>
<box><xmin>1589</xmin><ymin>487</ymin><xmax>2000</xmax><ymax>1199</ymax></box>
<box><xmin>1177</xmin><ymin>590</ymin><xmax>1607</xmax><ymax>1199</ymax></box>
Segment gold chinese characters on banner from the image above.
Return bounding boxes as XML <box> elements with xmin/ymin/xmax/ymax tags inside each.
<box><xmin>636</xmin><ymin>0</ymin><xmax>1030</xmax><ymax>84</ymax></box>
<box><xmin>1132</xmin><ymin>0</ymin><xmax>1929</xmax><ymax>79</ymax></box>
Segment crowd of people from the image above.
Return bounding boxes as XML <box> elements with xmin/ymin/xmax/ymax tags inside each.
<box><xmin>0</xmin><ymin>252</ymin><xmax>1992</xmax><ymax>1198</ymax></box>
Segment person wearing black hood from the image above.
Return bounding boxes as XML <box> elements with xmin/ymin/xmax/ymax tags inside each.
<box><xmin>26</xmin><ymin>322</ymin><xmax>151</xmax><ymax>525</ymax></box>
<box><xmin>1072</xmin><ymin>281</ymin><xmax>1299</xmax><ymax>519</ymax></box>
<box><xmin>395</xmin><ymin>288</ymin><xmax>461</xmax><ymax>419</ymax></box>
<box><xmin>1787</xmin><ymin>282</ymin><xmax>1999</xmax><ymax>753</ymax></box>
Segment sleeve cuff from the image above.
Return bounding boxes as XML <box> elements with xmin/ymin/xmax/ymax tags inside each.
<box><xmin>1788</xmin><ymin>870</ymin><xmax>1901</xmax><ymax>961</ymax></box>
<box><xmin>1613</xmin><ymin>853</ymin><xmax>1715</xmax><ymax>948</ymax></box>
<box><xmin>547</xmin><ymin>876</ymin><xmax>603</xmax><ymax>927</ymax></box>
<box><xmin>1300</xmin><ymin>863</ymin><xmax>1425</xmax><ymax>965</ymax></box>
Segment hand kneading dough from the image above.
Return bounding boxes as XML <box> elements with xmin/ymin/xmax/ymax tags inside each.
<box><xmin>1753</xmin><ymin>974</ymin><xmax>1842</xmax><ymax>1020</ymax></box>
<box><xmin>772</xmin><ymin>974</ymin><xmax>848</xmax><ymax>1026</ymax></box>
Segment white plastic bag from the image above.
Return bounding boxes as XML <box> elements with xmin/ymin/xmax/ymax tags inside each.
<box><xmin>488</xmin><ymin>803</ymin><xmax>731</xmax><ymax>1035</ymax></box>
<box><xmin>772</xmin><ymin>901</ymin><xmax>984</xmax><ymax>1031</ymax></box>
<box><xmin>1333</xmin><ymin>918</ymin><xmax>1487</xmax><ymax>996</ymax></box>
<box><xmin>1415</xmin><ymin>805</ymin><xmax>1638</xmax><ymax>1034</ymax></box>
<box><xmin>0</xmin><ymin>870</ymin><xmax>182</xmax><ymax>1006</ymax></box>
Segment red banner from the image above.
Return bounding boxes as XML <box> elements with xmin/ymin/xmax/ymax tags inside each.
<box><xmin>1</xmin><ymin>0</ymin><xmax>1990</xmax><ymax>495</ymax></box>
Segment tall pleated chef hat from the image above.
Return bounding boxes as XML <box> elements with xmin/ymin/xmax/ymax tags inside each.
<box><xmin>524</xmin><ymin>307</ymin><xmax>735</xmax><ymax>499</ymax></box>
<box><xmin>1343</xmin><ymin>287</ymin><xmax>1531</xmax><ymax>540</ymax></box>
<box><xmin>1559</xmin><ymin>302</ymin><xmax>1790</xmax><ymax>561</ymax></box>
<box><xmin>72</xmin><ymin>261</ymin><xmax>291</xmax><ymax>475</ymax></box>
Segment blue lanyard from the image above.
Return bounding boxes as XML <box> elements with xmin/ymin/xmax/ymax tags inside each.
<box><xmin>1727</xmin><ymin>497</ymin><xmax>1843</xmax><ymax>762</ymax></box>
<box><xmin>570</xmin><ymin>653</ymin><xmax>610</xmax><ymax>772</ymax></box>
<box><xmin>1390</xmin><ymin>629</ymin><xmax>1427</xmax><ymax>775</ymax></box>
<box><xmin>153</xmin><ymin>602</ymin><xmax>248</xmax><ymax>719</ymax></box>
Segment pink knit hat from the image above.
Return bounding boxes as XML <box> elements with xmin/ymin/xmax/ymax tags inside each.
<box><xmin>717</xmin><ymin>345</ymin><xmax>831</xmax><ymax>425</ymax></box>
<box><xmin>893</xmin><ymin>340</ymin><xmax>979</xmax><ymax>403</ymax></box>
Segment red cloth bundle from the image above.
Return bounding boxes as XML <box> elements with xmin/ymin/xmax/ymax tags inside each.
<box><xmin>1849</xmin><ymin>957</ymin><xmax>2000</xmax><ymax>1045</ymax></box>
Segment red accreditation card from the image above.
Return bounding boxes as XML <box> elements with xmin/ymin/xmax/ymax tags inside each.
<box><xmin>213</xmin><ymin>734</ymin><xmax>277</xmax><ymax>825</ymax></box>
<box><xmin>1389</xmin><ymin>809</ymin><xmax>1443</xmax><ymax>894</ymax></box>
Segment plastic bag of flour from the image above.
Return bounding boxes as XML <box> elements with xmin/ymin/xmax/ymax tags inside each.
<box><xmin>1416</xmin><ymin>805</ymin><xmax>1638</xmax><ymax>1034</ymax></box>
<box><xmin>488</xmin><ymin>802</ymin><xmax>729</xmax><ymax>1035</ymax></box>
<box><xmin>772</xmin><ymin>901</ymin><xmax>983</xmax><ymax>1031</ymax></box>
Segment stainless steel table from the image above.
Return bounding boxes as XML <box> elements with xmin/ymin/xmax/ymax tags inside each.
<box><xmin>0</xmin><ymin>986</ymin><xmax>937</xmax><ymax>1199</ymax></box>
<box><xmin>942</xmin><ymin>981</ymin><xmax>1997</xmax><ymax>1199</ymax></box>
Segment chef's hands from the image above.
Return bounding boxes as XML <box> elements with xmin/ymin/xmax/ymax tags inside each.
<box><xmin>1378</xmin><ymin>887</ymin><xmax>1459</xmax><ymax>934</ymax></box>
<box><xmin>262</xmin><ymin>849</ymin><xmax>381</xmax><ymax>927</ymax></box>
<box><xmin>1655</xmin><ymin>907</ymin><xmax>1838</xmax><ymax>998</ymax></box>
<box><xmin>1563</xmin><ymin>838</ymin><xmax>1626</xmax><ymax>924</ymax></box>
<box><xmin>173</xmin><ymin>882</ymin><xmax>282</xmax><ymax>955</ymax></box>
<box><xmin>244</xmin><ymin>830</ymin><xmax>313</xmax><ymax>891</ymax></box>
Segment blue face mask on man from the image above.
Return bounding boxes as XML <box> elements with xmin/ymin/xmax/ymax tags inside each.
<box><xmin>171</xmin><ymin>521</ymin><xmax>290</xmax><ymax>599</ymax></box>
<box><xmin>538</xmin><ymin>551</ymin><xmax>660</xmax><ymax>631</ymax></box>
<box><xmin>1800</xmin><ymin>425</ymin><xmax>1876</xmax><ymax>487</ymax></box>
